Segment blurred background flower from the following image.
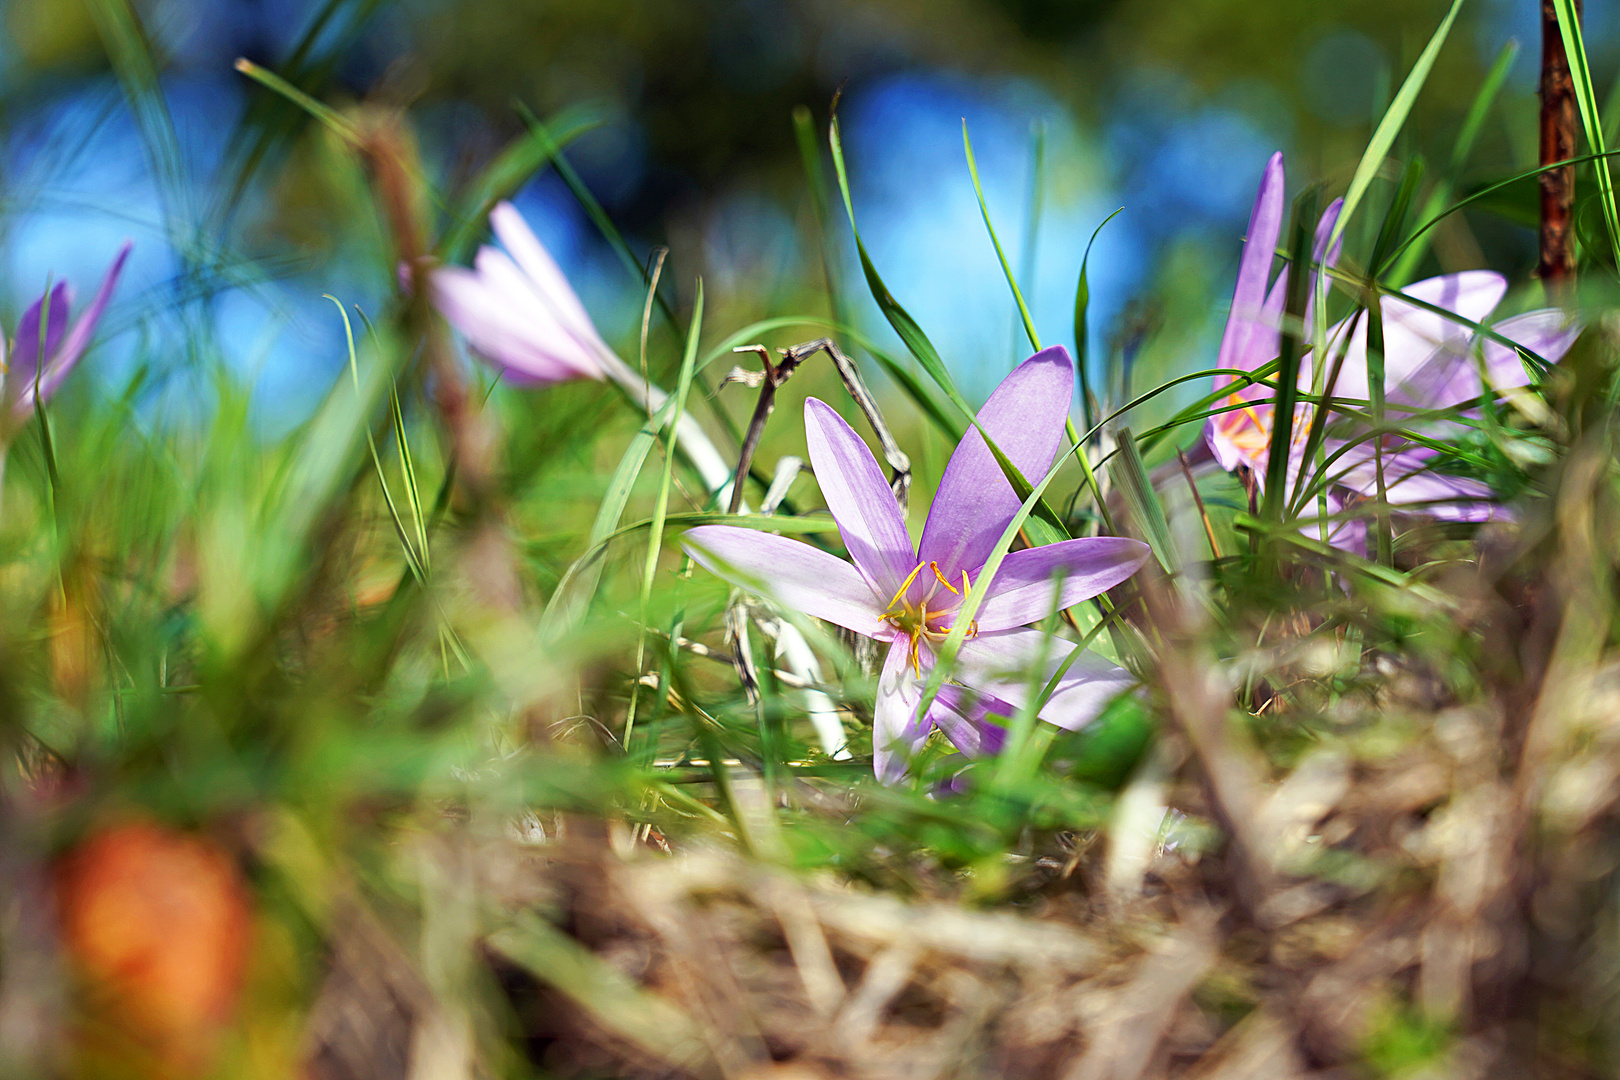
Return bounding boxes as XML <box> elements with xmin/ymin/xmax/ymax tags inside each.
<box><xmin>0</xmin><ymin>0</ymin><xmax>1603</xmax><ymax>421</ymax></box>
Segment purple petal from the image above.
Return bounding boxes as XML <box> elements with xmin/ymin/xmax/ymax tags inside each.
<box><xmin>874</xmin><ymin>641</ymin><xmax>930</xmax><ymax>783</ymax></box>
<box><xmin>1338</xmin><ymin>451</ymin><xmax>1502</xmax><ymax>520</ymax></box>
<box><xmin>681</xmin><ymin>526</ymin><xmax>888</xmax><ymax>637</ymax></box>
<box><xmin>1482</xmin><ymin>310</ymin><xmax>1581</xmax><ymax>389</ymax></box>
<box><xmin>955</xmin><ymin>627</ymin><xmax>1134</xmax><ymax>731</ymax></box>
<box><xmin>1216</xmin><ymin>152</ymin><xmax>1286</xmax><ymax>385</ymax></box>
<box><xmin>803</xmin><ymin>398</ymin><xmax>916</xmax><ymax>597</ymax></box>
<box><xmin>931</xmin><ymin>686</ymin><xmax>1011</xmax><ymax>757</ymax></box>
<box><xmin>973</xmin><ymin>537</ymin><xmax>1150</xmax><ymax>632</ymax></box>
<box><xmin>916</xmin><ymin>345</ymin><xmax>1074</xmax><ymax>578</ymax></box>
<box><xmin>490</xmin><ymin>202</ymin><xmax>608</xmax><ymax>349</ymax></box>
<box><xmin>11</xmin><ymin>283</ymin><xmax>71</xmax><ymax>389</ymax></box>
<box><xmin>1294</xmin><ymin>487</ymin><xmax>1370</xmax><ymax>555</ymax></box>
<box><xmin>473</xmin><ymin>246</ymin><xmax>607</xmax><ymax>373</ymax></box>
<box><xmin>1313</xmin><ymin>198</ymin><xmax>1346</xmax><ymax>268</ymax></box>
<box><xmin>1331</xmin><ymin>271</ymin><xmax>1507</xmax><ymax>408</ymax></box>
<box><xmin>14</xmin><ymin>242</ymin><xmax>132</xmax><ymax>416</ymax></box>
<box><xmin>1204</xmin><ymin>413</ymin><xmax>1258</xmax><ymax>474</ymax></box>
<box><xmin>431</xmin><ymin>264</ymin><xmax>599</xmax><ymax>383</ymax></box>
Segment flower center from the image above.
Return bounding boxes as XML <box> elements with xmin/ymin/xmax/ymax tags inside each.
<box><xmin>1215</xmin><ymin>390</ymin><xmax>1310</xmax><ymax>457</ymax></box>
<box><xmin>880</xmin><ymin>561</ymin><xmax>978</xmax><ymax>675</ymax></box>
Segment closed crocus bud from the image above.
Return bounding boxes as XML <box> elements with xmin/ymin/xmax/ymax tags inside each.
<box><xmin>429</xmin><ymin>202</ymin><xmax>612</xmax><ymax>385</ymax></box>
<box><xmin>56</xmin><ymin>820</ymin><xmax>251</xmax><ymax>1078</ymax></box>
<box><xmin>8</xmin><ymin>242</ymin><xmax>132</xmax><ymax>420</ymax></box>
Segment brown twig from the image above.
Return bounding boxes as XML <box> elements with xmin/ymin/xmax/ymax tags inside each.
<box><xmin>722</xmin><ymin>338</ymin><xmax>911</xmax><ymax>515</ymax></box>
<box><xmin>1539</xmin><ymin>0</ymin><xmax>1581</xmax><ymax>288</ymax></box>
<box><xmin>1178</xmin><ymin>449</ymin><xmax>1223</xmax><ymax>560</ymax></box>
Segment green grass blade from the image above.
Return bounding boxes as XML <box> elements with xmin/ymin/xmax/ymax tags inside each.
<box><xmin>437</xmin><ymin>104</ymin><xmax>607</xmax><ymax>264</ymax></box>
<box><xmin>86</xmin><ymin>0</ymin><xmax>189</xmax><ymax>234</ymax></box>
<box><xmin>625</xmin><ymin>281</ymin><xmax>704</xmax><ymax>744</ymax></box>
<box><xmin>1553</xmin><ymin>0</ymin><xmax>1620</xmax><ymax>272</ymax></box>
<box><xmin>828</xmin><ymin>106</ymin><xmax>974</xmax><ymax>421</ymax></box>
<box><xmin>233</xmin><ymin>58</ymin><xmax>360</xmax><ymax>146</ymax></box>
<box><xmin>1263</xmin><ymin>193</ymin><xmax>1317</xmax><ymax>521</ymax></box>
<box><xmin>1387</xmin><ymin>40</ymin><xmax>1516</xmax><ymax>285</ymax></box>
<box><xmin>1327</xmin><ymin>0</ymin><xmax>1465</xmax><ymax>254</ymax></box>
<box><xmin>1074</xmin><ymin>209</ymin><xmax>1124</xmax><ymax>439</ymax></box>
<box><xmin>1016</xmin><ymin>123</ymin><xmax>1047</xmax><ymax>363</ymax></box>
<box><xmin>1110</xmin><ymin>428</ymin><xmax>1177</xmax><ymax>573</ymax></box>
<box><xmin>793</xmin><ymin>105</ymin><xmax>848</xmax><ymax>328</ymax></box>
<box><xmin>963</xmin><ymin>120</ymin><xmax>1040</xmax><ymax>354</ymax></box>
<box><xmin>325</xmin><ymin>296</ymin><xmax>424</xmax><ymax>581</ymax></box>
<box><xmin>1379</xmin><ymin>148</ymin><xmax>1620</xmax><ymax>276</ymax></box>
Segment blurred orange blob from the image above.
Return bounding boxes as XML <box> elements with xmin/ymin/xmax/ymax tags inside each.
<box><xmin>56</xmin><ymin>820</ymin><xmax>252</xmax><ymax>1077</ymax></box>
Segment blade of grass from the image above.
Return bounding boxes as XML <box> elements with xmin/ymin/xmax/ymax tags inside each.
<box><xmin>437</xmin><ymin>103</ymin><xmax>607</xmax><ymax>264</ymax></box>
<box><xmin>625</xmin><ymin>281</ymin><xmax>704</xmax><ymax>746</ymax></box>
<box><xmin>1552</xmin><ymin>0</ymin><xmax>1620</xmax><ymax>272</ymax></box>
<box><xmin>1387</xmin><ymin>39</ymin><xmax>1517</xmax><ymax>285</ymax></box>
<box><xmin>1379</xmin><ymin>148</ymin><xmax>1620</xmax><ymax>274</ymax></box>
<box><xmin>1015</xmin><ymin>122</ymin><xmax>1047</xmax><ymax>364</ymax></box>
<box><xmin>233</xmin><ymin>58</ymin><xmax>360</xmax><ymax>146</ymax></box>
<box><xmin>793</xmin><ymin>105</ymin><xmax>848</xmax><ymax>329</ymax></box>
<box><xmin>963</xmin><ymin>120</ymin><xmax>1040</xmax><ymax>353</ymax></box>
<box><xmin>1264</xmin><ymin>192</ymin><xmax>1318</xmax><ymax>522</ymax></box>
<box><xmin>1110</xmin><ymin>427</ymin><xmax>1177</xmax><ymax>573</ymax></box>
<box><xmin>1074</xmin><ymin>209</ymin><xmax>1124</xmax><ymax>439</ymax></box>
<box><xmin>325</xmin><ymin>295</ymin><xmax>424</xmax><ymax>581</ymax></box>
<box><xmin>1326</xmin><ymin>0</ymin><xmax>1465</xmax><ymax>256</ymax></box>
<box><xmin>828</xmin><ymin>102</ymin><xmax>974</xmax><ymax>420</ymax></box>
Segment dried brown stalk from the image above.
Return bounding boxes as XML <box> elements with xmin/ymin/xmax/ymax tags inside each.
<box><xmin>1539</xmin><ymin>0</ymin><xmax>1581</xmax><ymax>288</ymax></box>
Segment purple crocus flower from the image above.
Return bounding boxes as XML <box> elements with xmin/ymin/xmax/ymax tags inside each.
<box><xmin>430</xmin><ymin>201</ymin><xmax>615</xmax><ymax>386</ymax></box>
<box><xmin>683</xmin><ymin>346</ymin><xmax>1150</xmax><ymax>782</ymax></box>
<box><xmin>1205</xmin><ymin>152</ymin><xmax>1580</xmax><ymax>537</ymax></box>
<box><xmin>7</xmin><ymin>242</ymin><xmax>132</xmax><ymax>420</ymax></box>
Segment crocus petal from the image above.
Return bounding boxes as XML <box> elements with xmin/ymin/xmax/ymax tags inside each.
<box><xmin>489</xmin><ymin>201</ymin><xmax>605</xmax><ymax>349</ymax></box>
<box><xmin>931</xmin><ymin>686</ymin><xmax>1011</xmax><ymax>757</ymax></box>
<box><xmin>473</xmin><ymin>246</ymin><xmax>605</xmax><ymax>375</ymax></box>
<box><xmin>1331</xmin><ymin>271</ymin><xmax>1507</xmax><ymax>407</ymax></box>
<box><xmin>432</xmin><ymin>266</ymin><xmax>597</xmax><ymax>383</ymax></box>
<box><xmin>11</xmin><ymin>283</ymin><xmax>71</xmax><ymax>389</ymax></box>
<box><xmin>955</xmin><ymin>627</ymin><xmax>1134</xmax><ymax>732</ymax></box>
<box><xmin>874</xmin><ymin>641</ymin><xmax>930</xmax><ymax>783</ymax></box>
<box><xmin>680</xmin><ymin>526</ymin><xmax>888</xmax><ymax>637</ymax></box>
<box><xmin>973</xmin><ymin>537</ymin><xmax>1150</xmax><ymax>632</ymax></box>
<box><xmin>803</xmin><ymin>398</ymin><xmax>916</xmax><ymax>597</ymax></box>
<box><xmin>916</xmin><ymin>346</ymin><xmax>1074</xmax><ymax>580</ymax></box>
<box><xmin>1216</xmin><ymin>152</ymin><xmax>1285</xmax><ymax>386</ymax></box>
<box><xmin>1328</xmin><ymin>447</ymin><xmax>1504</xmax><ymax>524</ymax></box>
<box><xmin>1265</xmin><ymin>197</ymin><xmax>1348</xmax><ymax>340</ymax></box>
<box><xmin>1204</xmin><ymin>414</ymin><xmax>1254</xmax><ymax>474</ymax></box>
<box><xmin>1482</xmin><ymin>310</ymin><xmax>1581</xmax><ymax>389</ymax></box>
<box><xmin>14</xmin><ymin>242</ymin><xmax>131</xmax><ymax>416</ymax></box>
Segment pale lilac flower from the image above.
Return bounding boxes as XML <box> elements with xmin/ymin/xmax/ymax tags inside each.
<box><xmin>1204</xmin><ymin>152</ymin><xmax>1580</xmax><ymax>536</ymax></box>
<box><xmin>430</xmin><ymin>201</ymin><xmax>613</xmax><ymax>385</ymax></box>
<box><xmin>683</xmin><ymin>346</ymin><xmax>1150</xmax><ymax>782</ymax></box>
<box><xmin>7</xmin><ymin>242</ymin><xmax>132</xmax><ymax>420</ymax></box>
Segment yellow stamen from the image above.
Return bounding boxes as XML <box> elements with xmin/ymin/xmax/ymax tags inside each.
<box><xmin>882</xmin><ymin>561</ymin><xmax>926</xmax><ymax>619</ymax></box>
